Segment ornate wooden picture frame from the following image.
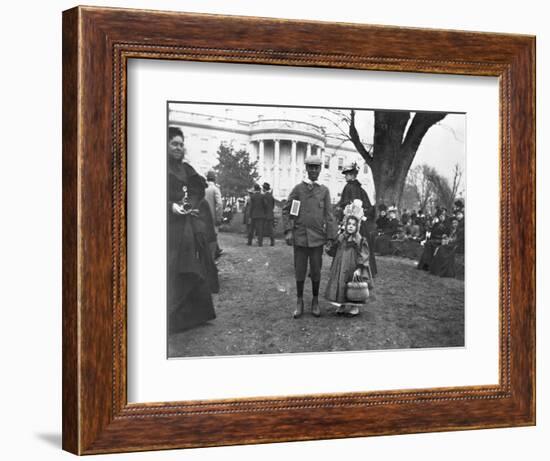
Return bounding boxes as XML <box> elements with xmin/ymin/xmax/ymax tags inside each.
<box><xmin>62</xmin><ymin>6</ymin><xmax>535</xmax><ymax>455</ymax></box>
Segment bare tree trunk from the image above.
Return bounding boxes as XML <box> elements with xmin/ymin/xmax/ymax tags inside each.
<box><xmin>349</xmin><ymin>110</ymin><xmax>447</xmax><ymax>210</ymax></box>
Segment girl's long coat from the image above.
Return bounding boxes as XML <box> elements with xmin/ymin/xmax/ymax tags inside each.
<box><xmin>325</xmin><ymin>233</ymin><xmax>371</xmax><ymax>304</ymax></box>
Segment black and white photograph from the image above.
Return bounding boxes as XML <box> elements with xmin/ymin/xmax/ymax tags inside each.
<box><xmin>3</xmin><ymin>0</ymin><xmax>543</xmax><ymax>459</ymax></box>
<box><xmin>167</xmin><ymin>102</ymin><xmax>466</xmax><ymax>358</ymax></box>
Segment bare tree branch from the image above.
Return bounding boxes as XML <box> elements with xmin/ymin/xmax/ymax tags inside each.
<box><xmin>450</xmin><ymin>163</ymin><xmax>463</xmax><ymax>203</ymax></box>
<box><xmin>320</xmin><ymin>117</ymin><xmax>351</xmax><ymax>139</ymax></box>
<box><xmin>402</xmin><ymin>112</ymin><xmax>447</xmax><ymax>153</ymax></box>
<box><xmin>349</xmin><ymin>110</ymin><xmax>374</xmax><ymax>165</ymax></box>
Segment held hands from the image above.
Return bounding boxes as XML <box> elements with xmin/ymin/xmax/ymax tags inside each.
<box><xmin>284</xmin><ymin>231</ymin><xmax>294</xmax><ymax>246</ymax></box>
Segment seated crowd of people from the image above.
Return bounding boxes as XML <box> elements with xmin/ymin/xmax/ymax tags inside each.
<box><xmin>373</xmin><ymin>200</ymin><xmax>465</xmax><ymax>278</ymax></box>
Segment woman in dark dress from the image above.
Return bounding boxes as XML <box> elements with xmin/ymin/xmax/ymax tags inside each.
<box><xmin>429</xmin><ymin>234</ymin><xmax>456</xmax><ymax>277</ymax></box>
<box><xmin>417</xmin><ymin>213</ymin><xmax>447</xmax><ymax>271</ymax></box>
<box><xmin>167</xmin><ymin>127</ymin><xmax>219</xmax><ymax>333</ymax></box>
<box><xmin>429</xmin><ymin>218</ymin><xmax>463</xmax><ymax>277</ymax></box>
<box><xmin>335</xmin><ymin>163</ymin><xmax>377</xmax><ymax>276</ymax></box>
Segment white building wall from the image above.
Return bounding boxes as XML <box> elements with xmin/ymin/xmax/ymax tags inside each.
<box><xmin>169</xmin><ymin>109</ymin><xmax>374</xmax><ymax>202</ymax></box>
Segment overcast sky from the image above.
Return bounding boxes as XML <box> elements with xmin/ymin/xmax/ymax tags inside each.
<box><xmin>170</xmin><ymin>102</ymin><xmax>465</xmax><ymax>187</ymax></box>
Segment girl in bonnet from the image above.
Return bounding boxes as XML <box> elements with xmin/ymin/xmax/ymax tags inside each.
<box><xmin>325</xmin><ymin>201</ymin><xmax>373</xmax><ymax>316</ymax></box>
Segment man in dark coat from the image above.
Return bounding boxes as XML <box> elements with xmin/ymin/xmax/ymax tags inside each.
<box><xmin>262</xmin><ymin>182</ymin><xmax>276</xmax><ymax>246</ymax></box>
<box><xmin>283</xmin><ymin>154</ymin><xmax>337</xmax><ymax>318</ymax></box>
<box><xmin>335</xmin><ymin>162</ymin><xmax>377</xmax><ymax>276</ymax></box>
<box><xmin>247</xmin><ymin>183</ymin><xmax>267</xmax><ymax>246</ymax></box>
<box><xmin>376</xmin><ymin>204</ymin><xmax>389</xmax><ymax>232</ymax></box>
<box><xmin>415</xmin><ymin>209</ymin><xmax>427</xmax><ymax>238</ymax></box>
<box><xmin>401</xmin><ymin>208</ymin><xmax>410</xmax><ymax>226</ymax></box>
<box><xmin>375</xmin><ymin>205</ymin><xmax>402</xmax><ymax>255</ymax></box>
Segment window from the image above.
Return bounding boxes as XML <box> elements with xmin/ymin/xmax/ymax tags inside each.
<box><xmin>324</xmin><ymin>156</ymin><xmax>330</xmax><ymax>169</ymax></box>
<box><xmin>337</xmin><ymin>157</ymin><xmax>344</xmax><ymax>171</ymax></box>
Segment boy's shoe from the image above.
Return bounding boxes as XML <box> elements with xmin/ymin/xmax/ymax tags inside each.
<box><xmin>293</xmin><ymin>298</ymin><xmax>304</xmax><ymax>319</ymax></box>
<box><xmin>311</xmin><ymin>297</ymin><xmax>321</xmax><ymax>317</ymax></box>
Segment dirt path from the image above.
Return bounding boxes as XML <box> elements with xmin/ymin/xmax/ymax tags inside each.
<box><xmin>168</xmin><ymin>232</ymin><xmax>464</xmax><ymax>358</ymax></box>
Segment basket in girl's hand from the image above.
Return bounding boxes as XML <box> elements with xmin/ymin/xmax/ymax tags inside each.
<box><xmin>346</xmin><ymin>274</ymin><xmax>370</xmax><ymax>303</ymax></box>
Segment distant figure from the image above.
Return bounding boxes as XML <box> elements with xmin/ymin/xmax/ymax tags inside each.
<box><xmin>204</xmin><ymin>170</ymin><xmax>223</xmax><ymax>259</ymax></box>
<box><xmin>417</xmin><ymin>212</ymin><xmax>447</xmax><ymax>271</ymax></box>
<box><xmin>222</xmin><ymin>204</ymin><xmax>234</xmax><ymax>224</ymax></box>
<box><xmin>262</xmin><ymin>182</ymin><xmax>276</xmax><ymax>246</ymax></box>
<box><xmin>283</xmin><ymin>154</ymin><xmax>337</xmax><ymax>318</ymax></box>
<box><xmin>247</xmin><ymin>183</ymin><xmax>267</xmax><ymax>246</ymax></box>
<box><xmin>243</xmin><ymin>189</ymin><xmax>253</xmax><ymax>239</ymax></box>
<box><xmin>401</xmin><ymin>208</ymin><xmax>410</xmax><ymax>225</ymax></box>
<box><xmin>430</xmin><ymin>234</ymin><xmax>456</xmax><ymax>278</ymax></box>
<box><xmin>376</xmin><ymin>204</ymin><xmax>389</xmax><ymax>231</ymax></box>
<box><xmin>415</xmin><ymin>209</ymin><xmax>427</xmax><ymax>237</ymax></box>
<box><xmin>454</xmin><ymin>210</ymin><xmax>465</xmax><ymax>254</ymax></box>
<box><xmin>375</xmin><ymin>205</ymin><xmax>401</xmax><ymax>255</ymax></box>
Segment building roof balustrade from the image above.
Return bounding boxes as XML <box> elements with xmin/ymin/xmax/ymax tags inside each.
<box><xmin>249</xmin><ymin>119</ymin><xmax>326</xmax><ymax>143</ymax></box>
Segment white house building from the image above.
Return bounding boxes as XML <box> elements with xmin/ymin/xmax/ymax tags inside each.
<box><xmin>169</xmin><ymin>107</ymin><xmax>374</xmax><ymax>202</ymax></box>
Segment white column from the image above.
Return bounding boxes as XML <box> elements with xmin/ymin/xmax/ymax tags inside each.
<box><xmin>306</xmin><ymin>143</ymin><xmax>312</xmax><ymax>157</ymax></box>
<box><xmin>274</xmin><ymin>139</ymin><xmax>280</xmax><ymax>195</ymax></box>
<box><xmin>258</xmin><ymin>140</ymin><xmax>264</xmax><ymax>180</ymax></box>
<box><xmin>291</xmin><ymin>140</ymin><xmax>297</xmax><ymax>185</ymax></box>
<box><xmin>316</xmin><ymin>145</ymin><xmax>322</xmax><ymax>156</ymax></box>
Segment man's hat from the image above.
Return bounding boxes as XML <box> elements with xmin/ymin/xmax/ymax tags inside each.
<box><xmin>342</xmin><ymin>161</ymin><xmax>359</xmax><ymax>174</ymax></box>
<box><xmin>378</xmin><ymin>204</ymin><xmax>387</xmax><ymax>212</ymax></box>
<box><xmin>304</xmin><ymin>154</ymin><xmax>322</xmax><ymax>165</ymax></box>
<box><xmin>253</xmin><ymin>183</ymin><xmax>261</xmax><ymax>191</ymax></box>
<box><xmin>262</xmin><ymin>182</ymin><xmax>271</xmax><ymax>191</ymax></box>
<box><xmin>206</xmin><ymin>170</ymin><xmax>216</xmax><ymax>181</ymax></box>
<box><xmin>388</xmin><ymin>205</ymin><xmax>398</xmax><ymax>214</ymax></box>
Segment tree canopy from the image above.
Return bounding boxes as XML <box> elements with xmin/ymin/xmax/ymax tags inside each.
<box><xmin>213</xmin><ymin>143</ymin><xmax>259</xmax><ymax>198</ymax></box>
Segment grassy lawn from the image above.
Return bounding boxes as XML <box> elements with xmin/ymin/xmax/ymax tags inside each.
<box><xmin>168</xmin><ymin>231</ymin><xmax>464</xmax><ymax>358</ymax></box>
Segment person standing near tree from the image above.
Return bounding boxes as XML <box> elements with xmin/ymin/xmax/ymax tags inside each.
<box><xmin>401</xmin><ymin>208</ymin><xmax>410</xmax><ymax>226</ymax></box>
<box><xmin>335</xmin><ymin>162</ymin><xmax>377</xmax><ymax>276</ymax></box>
<box><xmin>283</xmin><ymin>154</ymin><xmax>337</xmax><ymax>318</ymax></box>
<box><xmin>262</xmin><ymin>182</ymin><xmax>276</xmax><ymax>246</ymax></box>
<box><xmin>247</xmin><ymin>183</ymin><xmax>267</xmax><ymax>246</ymax></box>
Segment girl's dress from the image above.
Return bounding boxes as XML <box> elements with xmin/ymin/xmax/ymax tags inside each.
<box><xmin>335</xmin><ymin>180</ymin><xmax>378</xmax><ymax>276</ymax></box>
<box><xmin>325</xmin><ymin>233</ymin><xmax>372</xmax><ymax>304</ymax></box>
